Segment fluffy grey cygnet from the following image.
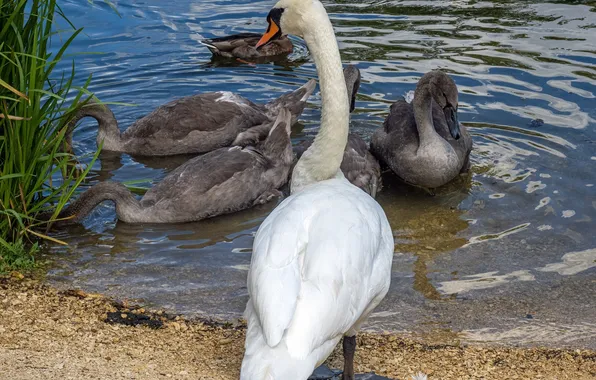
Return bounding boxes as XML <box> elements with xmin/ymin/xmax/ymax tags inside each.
<box><xmin>64</xmin><ymin>79</ymin><xmax>316</xmax><ymax>156</ymax></box>
<box><xmin>370</xmin><ymin>70</ymin><xmax>472</xmax><ymax>189</ymax></box>
<box><xmin>47</xmin><ymin>108</ymin><xmax>295</xmax><ymax>225</ymax></box>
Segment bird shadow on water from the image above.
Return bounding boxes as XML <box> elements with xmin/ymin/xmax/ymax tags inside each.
<box><xmin>377</xmin><ymin>171</ymin><xmax>472</xmax><ymax>301</ymax></box>
<box><xmin>200</xmin><ymin>54</ymin><xmax>310</xmax><ymax>69</ymax></box>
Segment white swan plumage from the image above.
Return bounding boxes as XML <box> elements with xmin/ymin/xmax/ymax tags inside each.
<box><xmin>241</xmin><ymin>1</ymin><xmax>394</xmax><ymax>379</ymax></box>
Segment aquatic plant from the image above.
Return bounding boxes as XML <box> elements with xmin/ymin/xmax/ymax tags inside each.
<box><xmin>0</xmin><ymin>0</ymin><xmax>100</xmax><ymax>272</ymax></box>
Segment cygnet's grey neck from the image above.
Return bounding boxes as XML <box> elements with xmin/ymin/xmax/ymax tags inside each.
<box><xmin>67</xmin><ymin>102</ymin><xmax>122</xmax><ymax>151</ymax></box>
<box><xmin>412</xmin><ymin>84</ymin><xmax>439</xmax><ymax>148</ymax></box>
<box><xmin>290</xmin><ymin>5</ymin><xmax>350</xmax><ymax>194</ymax></box>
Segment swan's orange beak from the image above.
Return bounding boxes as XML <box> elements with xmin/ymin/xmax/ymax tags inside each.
<box><xmin>256</xmin><ymin>20</ymin><xmax>280</xmax><ymax>48</ymax></box>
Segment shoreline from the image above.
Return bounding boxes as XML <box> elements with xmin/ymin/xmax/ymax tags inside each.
<box><xmin>1</xmin><ymin>276</ymin><xmax>594</xmax><ymax>379</ymax></box>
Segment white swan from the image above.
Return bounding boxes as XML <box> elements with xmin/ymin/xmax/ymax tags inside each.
<box><xmin>241</xmin><ymin>1</ymin><xmax>394</xmax><ymax>379</ymax></box>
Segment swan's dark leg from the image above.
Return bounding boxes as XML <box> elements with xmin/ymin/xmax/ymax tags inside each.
<box><xmin>342</xmin><ymin>335</ymin><xmax>356</xmax><ymax>380</ymax></box>
<box><xmin>252</xmin><ymin>189</ymin><xmax>282</xmax><ymax>206</ymax></box>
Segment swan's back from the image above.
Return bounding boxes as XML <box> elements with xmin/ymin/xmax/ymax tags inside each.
<box><xmin>242</xmin><ymin>178</ymin><xmax>394</xmax><ymax>379</ymax></box>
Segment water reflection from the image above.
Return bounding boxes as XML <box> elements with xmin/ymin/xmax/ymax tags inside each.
<box><xmin>378</xmin><ymin>172</ymin><xmax>471</xmax><ymax>300</ymax></box>
<box><xmin>49</xmin><ymin>0</ymin><xmax>596</xmax><ymax>348</ymax></box>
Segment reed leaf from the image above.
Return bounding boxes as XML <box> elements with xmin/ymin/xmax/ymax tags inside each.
<box><xmin>0</xmin><ymin>0</ymin><xmax>104</xmax><ymax>271</ymax></box>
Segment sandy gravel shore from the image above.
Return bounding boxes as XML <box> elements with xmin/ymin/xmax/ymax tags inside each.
<box><xmin>0</xmin><ymin>276</ymin><xmax>594</xmax><ymax>379</ymax></box>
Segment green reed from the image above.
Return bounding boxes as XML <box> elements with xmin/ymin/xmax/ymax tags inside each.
<box><xmin>0</xmin><ymin>0</ymin><xmax>100</xmax><ymax>272</ymax></box>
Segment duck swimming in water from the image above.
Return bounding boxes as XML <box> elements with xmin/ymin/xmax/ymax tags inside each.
<box><xmin>370</xmin><ymin>70</ymin><xmax>472</xmax><ymax>189</ymax></box>
<box><xmin>46</xmin><ymin>108</ymin><xmax>295</xmax><ymax>225</ymax></box>
<box><xmin>295</xmin><ymin>65</ymin><xmax>381</xmax><ymax>197</ymax></box>
<box><xmin>200</xmin><ymin>32</ymin><xmax>293</xmax><ymax>59</ymax></box>
<box><xmin>64</xmin><ymin>79</ymin><xmax>315</xmax><ymax>156</ymax></box>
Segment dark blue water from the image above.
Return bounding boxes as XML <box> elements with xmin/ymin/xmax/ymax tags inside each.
<box><xmin>47</xmin><ymin>0</ymin><xmax>596</xmax><ymax>348</ymax></box>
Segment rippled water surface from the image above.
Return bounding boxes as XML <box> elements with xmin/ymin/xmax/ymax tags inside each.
<box><xmin>47</xmin><ymin>0</ymin><xmax>596</xmax><ymax>348</ymax></box>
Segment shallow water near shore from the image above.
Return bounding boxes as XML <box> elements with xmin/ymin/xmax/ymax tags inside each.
<box><xmin>46</xmin><ymin>0</ymin><xmax>596</xmax><ymax>349</ymax></box>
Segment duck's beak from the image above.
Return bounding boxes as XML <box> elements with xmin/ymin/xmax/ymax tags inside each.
<box><xmin>256</xmin><ymin>19</ymin><xmax>280</xmax><ymax>48</ymax></box>
<box><xmin>443</xmin><ymin>105</ymin><xmax>461</xmax><ymax>140</ymax></box>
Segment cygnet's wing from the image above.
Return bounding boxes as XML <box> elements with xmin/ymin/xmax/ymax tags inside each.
<box><xmin>383</xmin><ymin>98</ymin><xmax>417</xmax><ymax>137</ymax></box>
<box><xmin>340</xmin><ymin>133</ymin><xmax>382</xmax><ymax>197</ymax></box>
<box><xmin>123</xmin><ymin>92</ymin><xmax>269</xmax><ymax>141</ymax></box>
<box><xmin>141</xmin><ymin>146</ymin><xmax>269</xmax><ymax>207</ymax></box>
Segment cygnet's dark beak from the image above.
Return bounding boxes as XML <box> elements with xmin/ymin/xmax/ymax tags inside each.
<box><xmin>443</xmin><ymin>105</ymin><xmax>461</xmax><ymax>140</ymax></box>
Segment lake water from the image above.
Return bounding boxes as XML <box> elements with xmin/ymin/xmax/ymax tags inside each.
<box><xmin>47</xmin><ymin>0</ymin><xmax>596</xmax><ymax>349</ymax></box>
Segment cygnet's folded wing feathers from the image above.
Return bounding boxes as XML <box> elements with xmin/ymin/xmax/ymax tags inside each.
<box><xmin>123</xmin><ymin>93</ymin><xmax>269</xmax><ymax>140</ymax></box>
<box><xmin>141</xmin><ymin>146</ymin><xmax>267</xmax><ymax>206</ymax></box>
<box><xmin>383</xmin><ymin>99</ymin><xmax>416</xmax><ymax>136</ymax></box>
<box><xmin>340</xmin><ymin>134</ymin><xmax>381</xmax><ymax>196</ymax></box>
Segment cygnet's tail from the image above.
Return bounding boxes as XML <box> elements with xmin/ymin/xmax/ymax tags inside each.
<box><xmin>264</xmin><ymin>79</ymin><xmax>316</xmax><ymax>125</ymax></box>
<box><xmin>38</xmin><ymin>181</ymin><xmax>141</xmax><ymax>226</ymax></box>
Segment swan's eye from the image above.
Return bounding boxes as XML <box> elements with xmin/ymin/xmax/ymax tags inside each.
<box><xmin>258</xmin><ymin>8</ymin><xmax>285</xmax><ymax>48</ymax></box>
<box><xmin>268</xmin><ymin>8</ymin><xmax>285</xmax><ymax>28</ymax></box>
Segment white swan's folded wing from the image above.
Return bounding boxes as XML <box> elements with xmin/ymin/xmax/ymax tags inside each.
<box><xmin>247</xmin><ymin>199</ymin><xmax>308</xmax><ymax>347</ymax></box>
<box><xmin>283</xmin><ymin>190</ymin><xmax>392</xmax><ymax>359</ymax></box>
<box><xmin>247</xmin><ymin>181</ymin><xmax>393</xmax><ymax>358</ymax></box>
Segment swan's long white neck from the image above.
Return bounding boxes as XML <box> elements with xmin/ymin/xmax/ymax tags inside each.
<box><xmin>290</xmin><ymin>3</ymin><xmax>349</xmax><ymax>194</ymax></box>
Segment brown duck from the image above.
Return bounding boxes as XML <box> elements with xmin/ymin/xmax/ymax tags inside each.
<box><xmin>200</xmin><ymin>32</ymin><xmax>293</xmax><ymax>59</ymax></box>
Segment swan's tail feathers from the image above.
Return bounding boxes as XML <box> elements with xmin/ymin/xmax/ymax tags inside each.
<box><xmin>37</xmin><ymin>181</ymin><xmax>140</xmax><ymax>227</ymax></box>
<box><xmin>235</xmin><ymin>109</ymin><xmax>293</xmax><ymax>160</ymax></box>
<box><xmin>240</xmin><ymin>302</ymin><xmax>317</xmax><ymax>380</ymax></box>
<box><xmin>411</xmin><ymin>372</ymin><xmax>428</xmax><ymax>380</ymax></box>
<box><xmin>264</xmin><ymin>79</ymin><xmax>317</xmax><ymax>125</ymax></box>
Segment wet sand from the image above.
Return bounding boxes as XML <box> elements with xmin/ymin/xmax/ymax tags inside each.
<box><xmin>1</xmin><ymin>276</ymin><xmax>594</xmax><ymax>379</ymax></box>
